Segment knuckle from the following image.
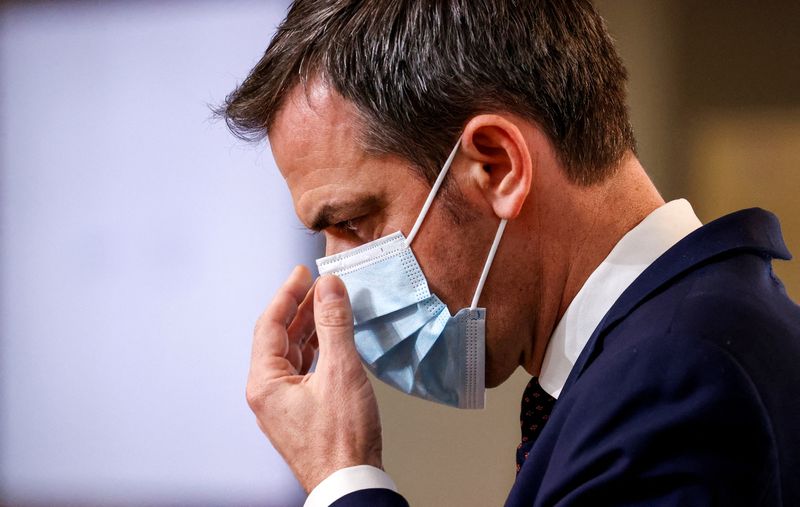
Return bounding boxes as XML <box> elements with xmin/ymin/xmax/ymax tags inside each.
<box><xmin>253</xmin><ymin>310</ymin><xmax>272</xmax><ymax>337</ymax></box>
<box><xmin>246</xmin><ymin>375</ymin><xmax>285</xmax><ymax>412</ymax></box>
<box><xmin>317</xmin><ymin>305</ymin><xmax>352</xmax><ymax>328</ymax></box>
<box><xmin>245</xmin><ymin>382</ymin><xmax>263</xmax><ymax>411</ymax></box>
<box><xmin>253</xmin><ymin>318</ymin><xmax>264</xmax><ymax>338</ymax></box>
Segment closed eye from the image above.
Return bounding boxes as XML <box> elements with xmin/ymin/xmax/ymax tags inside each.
<box><xmin>307</xmin><ymin>194</ymin><xmax>384</xmax><ymax>236</ymax></box>
<box><xmin>332</xmin><ymin>218</ymin><xmax>361</xmax><ymax>234</ymax></box>
<box><xmin>303</xmin><ymin>217</ymin><xmax>362</xmax><ymax>237</ymax></box>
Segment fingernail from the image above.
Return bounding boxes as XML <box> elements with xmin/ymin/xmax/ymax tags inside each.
<box><xmin>317</xmin><ymin>275</ymin><xmax>345</xmax><ymax>303</ymax></box>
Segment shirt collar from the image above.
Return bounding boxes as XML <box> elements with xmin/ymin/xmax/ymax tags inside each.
<box><xmin>538</xmin><ymin>199</ymin><xmax>703</xmax><ymax>399</ymax></box>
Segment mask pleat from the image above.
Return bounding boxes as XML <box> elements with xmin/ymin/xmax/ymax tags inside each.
<box><xmin>368</xmin><ymin>307</ymin><xmax>450</xmax><ymax>394</ymax></box>
<box><xmin>355</xmin><ymin>295</ymin><xmax>445</xmax><ymax>364</ymax></box>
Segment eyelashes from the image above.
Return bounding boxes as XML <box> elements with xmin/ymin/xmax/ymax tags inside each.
<box><xmin>333</xmin><ymin>218</ymin><xmax>360</xmax><ymax>234</ymax></box>
<box><xmin>305</xmin><ymin>217</ymin><xmax>363</xmax><ymax>237</ymax></box>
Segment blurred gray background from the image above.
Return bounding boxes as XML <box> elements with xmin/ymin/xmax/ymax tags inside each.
<box><xmin>1</xmin><ymin>1</ymin><xmax>797</xmax><ymax>506</ymax></box>
<box><xmin>0</xmin><ymin>1</ymin><xmax>309</xmax><ymax>505</ymax></box>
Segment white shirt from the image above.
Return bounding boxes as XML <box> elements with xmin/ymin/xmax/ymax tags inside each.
<box><xmin>538</xmin><ymin>198</ymin><xmax>702</xmax><ymax>398</ymax></box>
<box><xmin>304</xmin><ymin>199</ymin><xmax>703</xmax><ymax>507</ymax></box>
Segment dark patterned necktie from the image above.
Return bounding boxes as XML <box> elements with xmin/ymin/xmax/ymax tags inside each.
<box><xmin>516</xmin><ymin>377</ymin><xmax>557</xmax><ymax>474</ymax></box>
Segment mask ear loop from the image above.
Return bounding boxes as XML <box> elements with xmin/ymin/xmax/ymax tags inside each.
<box><xmin>404</xmin><ymin>139</ymin><xmax>461</xmax><ymax>248</ymax></box>
<box><xmin>402</xmin><ymin>136</ymin><xmax>508</xmax><ymax>309</ymax></box>
<box><xmin>470</xmin><ymin>219</ymin><xmax>507</xmax><ymax>310</ymax></box>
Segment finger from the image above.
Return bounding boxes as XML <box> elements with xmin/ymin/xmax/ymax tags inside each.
<box><xmin>286</xmin><ymin>342</ymin><xmax>303</xmax><ymax>373</ymax></box>
<box><xmin>281</xmin><ymin>264</ymin><xmax>314</xmax><ymax>308</ymax></box>
<box><xmin>287</xmin><ymin>279</ymin><xmax>317</xmax><ymax>347</ymax></box>
<box><xmin>297</xmin><ymin>330</ymin><xmax>319</xmax><ymax>374</ymax></box>
<box><xmin>251</xmin><ymin>265</ymin><xmax>313</xmax><ymax>368</ymax></box>
<box><xmin>299</xmin><ymin>341</ymin><xmax>318</xmax><ymax>375</ymax></box>
<box><xmin>303</xmin><ymin>330</ymin><xmax>318</xmax><ymax>351</ymax></box>
<box><xmin>285</xmin><ymin>278</ymin><xmax>317</xmax><ymax>372</ymax></box>
<box><xmin>313</xmin><ymin>275</ymin><xmax>361</xmax><ymax>379</ymax></box>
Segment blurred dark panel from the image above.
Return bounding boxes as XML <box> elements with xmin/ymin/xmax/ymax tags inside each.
<box><xmin>678</xmin><ymin>1</ymin><xmax>800</xmax><ymax>109</ymax></box>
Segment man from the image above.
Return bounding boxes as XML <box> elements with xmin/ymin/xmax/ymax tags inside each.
<box><xmin>221</xmin><ymin>1</ymin><xmax>800</xmax><ymax>505</ymax></box>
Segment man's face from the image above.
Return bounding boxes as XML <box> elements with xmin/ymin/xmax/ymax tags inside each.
<box><xmin>269</xmin><ymin>81</ymin><xmax>530</xmax><ymax>387</ymax></box>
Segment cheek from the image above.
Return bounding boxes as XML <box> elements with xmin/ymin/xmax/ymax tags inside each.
<box><xmin>418</xmin><ymin>224</ymin><xmax>486</xmax><ymax>310</ymax></box>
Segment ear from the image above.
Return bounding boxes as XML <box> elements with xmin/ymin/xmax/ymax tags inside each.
<box><xmin>460</xmin><ymin>115</ymin><xmax>533</xmax><ymax>220</ymax></box>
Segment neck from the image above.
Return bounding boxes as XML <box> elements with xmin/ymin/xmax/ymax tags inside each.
<box><xmin>521</xmin><ymin>152</ymin><xmax>664</xmax><ymax>375</ymax></box>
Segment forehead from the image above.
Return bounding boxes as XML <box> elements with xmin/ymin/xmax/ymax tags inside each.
<box><xmin>268</xmin><ymin>82</ymin><xmax>423</xmax><ymax>231</ymax></box>
<box><xmin>270</xmin><ymin>81</ymin><xmax>361</xmax><ymax>169</ymax></box>
<box><xmin>268</xmin><ymin>83</ymin><xmax>373</xmax><ymax>211</ymax></box>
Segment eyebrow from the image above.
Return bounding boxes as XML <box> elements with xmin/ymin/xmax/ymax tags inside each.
<box><xmin>309</xmin><ymin>194</ymin><xmax>384</xmax><ymax>232</ymax></box>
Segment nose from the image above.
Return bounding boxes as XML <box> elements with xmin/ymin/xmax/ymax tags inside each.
<box><xmin>323</xmin><ymin>233</ymin><xmax>364</xmax><ymax>257</ymax></box>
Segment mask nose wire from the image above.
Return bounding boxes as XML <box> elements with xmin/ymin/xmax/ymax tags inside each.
<box><xmin>404</xmin><ymin>138</ymin><xmax>461</xmax><ymax>248</ymax></box>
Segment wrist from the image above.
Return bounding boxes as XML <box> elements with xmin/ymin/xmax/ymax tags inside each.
<box><xmin>303</xmin><ymin>465</ymin><xmax>398</xmax><ymax>507</ymax></box>
<box><xmin>303</xmin><ymin>455</ymin><xmax>383</xmax><ymax>492</ymax></box>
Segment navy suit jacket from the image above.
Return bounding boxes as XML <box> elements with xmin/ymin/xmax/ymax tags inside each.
<box><xmin>332</xmin><ymin>209</ymin><xmax>800</xmax><ymax>507</ymax></box>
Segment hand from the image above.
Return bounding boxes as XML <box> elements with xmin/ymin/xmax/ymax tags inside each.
<box><xmin>246</xmin><ymin>265</ymin><xmax>383</xmax><ymax>492</ymax></box>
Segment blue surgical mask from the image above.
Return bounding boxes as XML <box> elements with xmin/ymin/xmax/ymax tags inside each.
<box><xmin>316</xmin><ymin>139</ymin><xmax>507</xmax><ymax>409</ymax></box>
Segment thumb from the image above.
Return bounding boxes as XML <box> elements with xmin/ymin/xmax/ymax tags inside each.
<box><xmin>313</xmin><ymin>275</ymin><xmax>360</xmax><ymax>378</ymax></box>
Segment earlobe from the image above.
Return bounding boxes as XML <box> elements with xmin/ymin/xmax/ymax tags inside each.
<box><xmin>461</xmin><ymin>115</ymin><xmax>533</xmax><ymax>220</ymax></box>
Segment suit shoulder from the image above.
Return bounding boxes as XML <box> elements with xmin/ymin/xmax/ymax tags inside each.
<box><xmin>675</xmin><ymin>256</ymin><xmax>796</xmax><ymax>332</ymax></box>
<box><xmin>609</xmin><ymin>251</ymin><xmax>800</xmax><ymax>363</ymax></box>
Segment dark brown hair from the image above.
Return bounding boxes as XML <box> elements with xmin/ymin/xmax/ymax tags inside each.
<box><xmin>218</xmin><ymin>0</ymin><xmax>636</xmax><ymax>186</ymax></box>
